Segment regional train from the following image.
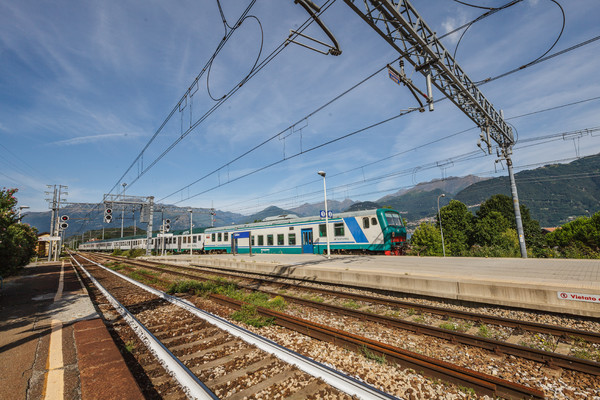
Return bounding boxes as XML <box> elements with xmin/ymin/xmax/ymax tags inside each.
<box><xmin>78</xmin><ymin>208</ymin><xmax>407</xmax><ymax>255</ymax></box>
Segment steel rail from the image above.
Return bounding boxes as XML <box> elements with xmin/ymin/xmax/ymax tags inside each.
<box><xmin>69</xmin><ymin>254</ymin><xmax>219</xmax><ymax>400</ymax></box>
<box><xmin>84</xmin><ymin>253</ymin><xmax>600</xmax><ymax>376</ymax></box>
<box><xmin>181</xmin><ymin>259</ymin><xmax>600</xmax><ymax>343</ymax></box>
<box><xmin>210</xmin><ymin>294</ymin><xmax>546</xmax><ymax>400</ymax></box>
<box><xmin>103</xmin><ymin>254</ymin><xmax>600</xmax><ymax>344</ymax></box>
<box><xmin>76</xmin><ymin>253</ymin><xmax>399</xmax><ymax>400</ymax></box>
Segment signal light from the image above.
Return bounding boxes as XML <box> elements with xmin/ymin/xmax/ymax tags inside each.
<box><xmin>164</xmin><ymin>219</ymin><xmax>171</xmax><ymax>232</ymax></box>
<box><xmin>60</xmin><ymin>222</ymin><xmax>68</xmax><ymax>229</ymax></box>
<box><xmin>61</xmin><ymin>215</ymin><xmax>69</xmax><ymax>222</ymax></box>
<box><xmin>104</xmin><ymin>207</ymin><xmax>113</xmax><ymax>223</ymax></box>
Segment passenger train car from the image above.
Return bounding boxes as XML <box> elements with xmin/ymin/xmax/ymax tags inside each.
<box><xmin>79</xmin><ymin>208</ymin><xmax>407</xmax><ymax>255</ymax></box>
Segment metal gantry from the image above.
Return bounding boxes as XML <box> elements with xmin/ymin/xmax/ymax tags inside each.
<box><xmin>103</xmin><ymin>194</ymin><xmax>154</xmax><ymax>255</ymax></box>
<box><xmin>342</xmin><ymin>0</ymin><xmax>527</xmax><ymax>257</ymax></box>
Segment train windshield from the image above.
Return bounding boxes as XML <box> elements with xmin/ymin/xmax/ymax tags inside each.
<box><xmin>384</xmin><ymin>211</ymin><xmax>403</xmax><ymax>227</ymax></box>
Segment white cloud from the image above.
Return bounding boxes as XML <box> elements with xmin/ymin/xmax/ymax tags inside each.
<box><xmin>46</xmin><ymin>133</ymin><xmax>137</xmax><ymax>147</ymax></box>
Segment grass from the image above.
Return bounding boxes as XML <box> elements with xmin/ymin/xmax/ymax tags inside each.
<box><xmin>520</xmin><ymin>333</ymin><xmax>558</xmax><ymax>352</ymax></box>
<box><xmin>168</xmin><ymin>278</ymin><xmax>287</xmax><ymax>328</ymax></box>
<box><xmin>438</xmin><ymin>318</ymin><xmax>473</xmax><ymax>332</ymax></box>
<box><xmin>360</xmin><ymin>345</ymin><xmax>387</xmax><ymax>364</ymax></box>
<box><xmin>342</xmin><ymin>299</ymin><xmax>361</xmax><ymax>310</ymax></box>
<box><xmin>231</xmin><ymin>304</ymin><xmax>275</xmax><ymax>328</ymax></box>
<box><xmin>478</xmin><ymin>324</ymin><xmax>492</xmax><ymax>338</ymax></box>
<box><xmin>129</xmin><ymin>268</ymin><xmax>162</xmax><ymax>286</ymax></box>
<box><xmin>301</xmin><ymin>294</ymin><xmax>325</xmax><ymax>303</ymax></box>
<box><xmin>108</xmin><ymin>263</ymin><xmax>124</xmax><ymax>271</ymax></box>
<box><xmin>124</xmin><ymin>340</ymin><xmax>136</xmax><ymax>353</ymax></box>
<box><xmin>458</xmin><ymin>385</ymin><xmax>477</xmax><ymax>398</ymax></box>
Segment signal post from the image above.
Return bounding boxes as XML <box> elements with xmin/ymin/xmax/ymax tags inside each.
<box><xmin>103</xmin><ymin>194</ymin><xmax>154</xmax><ymax>255</ymax></box>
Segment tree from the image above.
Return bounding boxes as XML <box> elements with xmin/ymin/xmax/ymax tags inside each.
<box><xmin>471</xmin><ymin>211</ymin><xmax>511</xmax><ymax>247</ymax></box>
<box><xmin>410</xmin><ymin>222</ymin><xmax>443</xmax><ymax>256</ymax></box>
<box><xmin>476</xmin><ymin>194</ymin><xmax>542</xmax><ymax>251</ymax></box>
<box><xmin>544</xmin><ymin>212</ymin><xmax>600</xmax><ymax>258</ymax></box>
<box><xmin>438</xmin><ymin>200</ymin><xmax>474</xmax><ymax>256</ymax></box>
<box><xmin>0</xmin><ymin>188</ymin><xmax>38</xmax><ymax>275</ymax></box>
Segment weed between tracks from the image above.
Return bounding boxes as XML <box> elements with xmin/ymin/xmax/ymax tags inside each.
<box><xmin>167</xmin><ymin>278</ymin><xmax>288</xmax><ymax>327</ymax></box>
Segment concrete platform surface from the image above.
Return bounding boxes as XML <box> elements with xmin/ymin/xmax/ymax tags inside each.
<box><xmin>0</xmin><ymin>261</ymin><xmax>143</xmax><ymax>400</ymax></box>
<box><xmin>147</xmin><ymin>254</ymin><xmax>600</xmax><ymax>318</ymax></box>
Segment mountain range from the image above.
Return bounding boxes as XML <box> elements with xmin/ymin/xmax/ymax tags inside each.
<box><xmin>23</xmin><ymin>154</ymin><xmax>600</xmax><ymax>237</ymax></box>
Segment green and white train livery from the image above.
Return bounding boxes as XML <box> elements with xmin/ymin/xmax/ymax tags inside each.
<box><xmin>204</xmin><ymin>208</ymin><xmax>407</xmax><ymax>255</ymax></box>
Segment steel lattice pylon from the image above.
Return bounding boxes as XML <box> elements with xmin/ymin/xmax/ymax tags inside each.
<box><xmin>343</xmin><ymin>0</ymin><xmax>527</xmax><ymax>257</ymax></box>
<box><xmin>343</xmin><ymin>0</ymin><xmax>514</xmax><ymax>150</ymax></box>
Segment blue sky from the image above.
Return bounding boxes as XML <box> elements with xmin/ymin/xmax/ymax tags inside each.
<box><xmin>2</xmin><ymin>0</ymin><xmax>600</xmax><ymax>220</ymax></box>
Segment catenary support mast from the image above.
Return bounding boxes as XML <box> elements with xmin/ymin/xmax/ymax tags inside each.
<box><xmin>342</xmin><ymin>0</ymin><xmax>527</xmax><ymax>257</ymax></box>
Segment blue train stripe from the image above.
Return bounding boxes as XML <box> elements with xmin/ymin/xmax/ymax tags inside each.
<box><xmin>343</xmin><ymin>217</ymin><xmax>369</xmax><ymax>243</ymax></box>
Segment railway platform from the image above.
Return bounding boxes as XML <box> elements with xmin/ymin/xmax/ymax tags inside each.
<box><xmin>147</xmin><ymin>253</ymin><xmax>600</xmax><ymax>318</ymax></box>
<box><xmin>0</xmin><ymin>261</ymin><xmax>143</xmax><ymax>400</ymax></box>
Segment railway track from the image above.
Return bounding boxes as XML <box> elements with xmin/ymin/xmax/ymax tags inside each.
<box><xmin>80</xmin><ymin>252</ymin><xmax>553</xmax><ymax>399</ymax></box>
<box><xmin>70</xmin><ymin>253</ymin><xmax>394</xmax><ymax>400</ymax></box>
<box><xmin>87</xmin><ymin>253</ymin><xmax>600</xmax><ymax>373</ymax></box>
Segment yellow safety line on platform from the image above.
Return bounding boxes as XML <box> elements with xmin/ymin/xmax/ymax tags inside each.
<box><xmin>44</xmin><ymin>261</ymin><xmax>65</xmax><ymax>400</ymax></box>
<box><xmin>44</xmin><ymin>320</ymin><xmax>64</xmax><ymax>400</ymax></box>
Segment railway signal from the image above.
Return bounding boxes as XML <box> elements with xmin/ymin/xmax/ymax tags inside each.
<box><xmin>104</xmin><ymin>207</ymin><xmax>113</xmax><ymax>223</ymax></box>
<box><xmin>164</xmin><ymin>219</ymin><xmax>171</xmax><ymax>232</ymax></box>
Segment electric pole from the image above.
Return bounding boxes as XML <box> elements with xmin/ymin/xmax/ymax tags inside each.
<box><xmin>342</xmin><ymin>0</ymin><xmax>527</xmax><ymax>257</ymax></box>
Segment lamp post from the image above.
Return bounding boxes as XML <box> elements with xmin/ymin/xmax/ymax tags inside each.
<box><xmin>437</xmin><ymin>193</ymin><xmax>446</xmax><ymax>257</ymax></box>
<box><xmin>18</xmin><ymin>205</ymin><xmax>29</xmax><ymax>222</ymax></box>
<box><xmin>121</xmin><ymin>183</ymin><xmax>127</xmax><ymax>238</ymax></box>
<box><xmin>188</xmin><ymin>208</ymin><xmax>193</xmax><ymax>256</ymax></box>
<box><xmin>317</xmin><ymin>171</ymin><xmax>331</xmax><ymax>259</ymax></box>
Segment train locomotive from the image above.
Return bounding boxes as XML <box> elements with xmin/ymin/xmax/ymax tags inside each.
<box><xmin>79</xmin><ymin>208</ymin><xmax>407</xmax><ymax>256</ymax></box>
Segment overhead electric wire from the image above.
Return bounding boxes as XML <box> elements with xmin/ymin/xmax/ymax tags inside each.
<box><xmin>110</xmin><ymin>0</ymin><xmax>337</xmax><ymax>196</ymax></box>
<box><xmin>74</xmin><ymin>0</ymin><xmax>336</xmax><ymax>236</ymax></box>
<box><xmin>160</xmin><ymin>5</ymin><xmax>598</xmax><ymax>204</ymax></box>
<box><xmin>218</xmin><ymin>123</ymin><xmax>600</xmax><ymax>214</ymax></box>
<box><xmin>107</xmin><ymin>0</ymin><xmax>259</xmax><ymax>197</ymax></box>
<box><xmin>77</xmin><ymin>1</ymin><xmax>597</xmax><ymax>235</ymax></box>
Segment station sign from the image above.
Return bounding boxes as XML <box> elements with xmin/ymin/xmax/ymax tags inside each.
<box><xmin>388</xmin><ymin>67</ymin><xmax>401</xmax><ymax>85</ymax></box>
<box><xmin>39</xmin><ymin>236</ymin><xmax>62</xmax><ymax>241</ymax></box>
<box><xmin>557</xmin><ymin>291</ymin><xmax>600</xmax><ymax>304</ymax></box>
<box><xmin>233</xmin><ymin>231</ymin><xmax>250</xmax><ymax>239</ymax></box>
<box><xmin>320</xmin><ymin>210</ymin><xmax>333</xmax><ymax>218</ymax></box>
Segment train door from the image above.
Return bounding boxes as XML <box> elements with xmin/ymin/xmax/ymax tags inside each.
<box><xmin>301</xmin><ymin>228</ymin><xmax>314</xmax><ymax>254</ymax></box>
<box><xmin>177</xmin><ymin>237</ymin><xmax>182</xmax><ymax>252</ymax></box>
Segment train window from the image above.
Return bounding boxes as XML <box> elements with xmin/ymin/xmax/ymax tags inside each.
<box><xmin>193</xmin><ymin>236</ymin><xmax>197</xmax><ymax>243</ymax></box>
<box><xmin>211</xmin><ymin>233</ymin><xmax>215</xmax><ymax>241</ymax></box>
<box><xmin>288</xmin><ymin>233</ymin><xmax>296</xmax><ymax>245</ymax></box>
<box><xmin>289</xmin><ymin>227</ymin><xmax>294</xmax><ymax>231</ymax></box>
<box><xmin>258</xmin><ymin>235</ymin><xmax>264</xmax><ymax>246</ymax></box>
<box><xmin>218</xmin><ymin>233</ymin><xmax>222</xmax><ymax>242</ymax></box>
<box><xmin>251</xmin><ymin>236</ymin><xmax>255</xmax><ymax>246</ymax></box>
<box><xmin>371</xmin><ymin>217</ymin><xmax>377</xmax><ymax>226</ymax></box>
<box><xmin>319</xmin><ymin>224</ymin><xmax>327</xmax><ymax>237</ymax></box>
<box><xmin>384</xmin><ymin>211</ymin><xmax>403</xmax><ymax>226</ymax></box>
<box><xmin>267</xmin><ymin>235</ymin><xmax>274</xmax><ymax>246</ymax></box>
<box><xmin>224</xmin><ymin>232</ymin><xmax>229</xmax><ymax>242</ymax></box>
<box><xmin>334</xmin><ymin>222</ymin><xmax>345</xmax><ymax>237</ymax></box>
<box><xmin>277</xmin><ymin>234</ymin><xmax>284</xmax><ymax>246</ymax></box>
<box><xmin>183</xmin><ymin>237</ymin><xmax>187</xmax><ymax>244</ymax></box>
<box><xmin>363</xmin><ymin>217</ymin><xmax>369</xmax><ymax>229</ymax></box>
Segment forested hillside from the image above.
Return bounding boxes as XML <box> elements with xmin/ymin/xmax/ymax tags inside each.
<box><xmin>455</xmin><ymin>155</ymin><xmax>600</xmax><ymax>226</ymax></box>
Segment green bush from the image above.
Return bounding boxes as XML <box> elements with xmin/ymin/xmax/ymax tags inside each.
<box><xmin>127</xmin><ymin>248</ymin><xmax>146</xmax><ymax>258</ymax></box>
<box><xmin>0</xmin><ymin>188</ymin><xmax>38</xmax><ymax>276</ymax></box>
